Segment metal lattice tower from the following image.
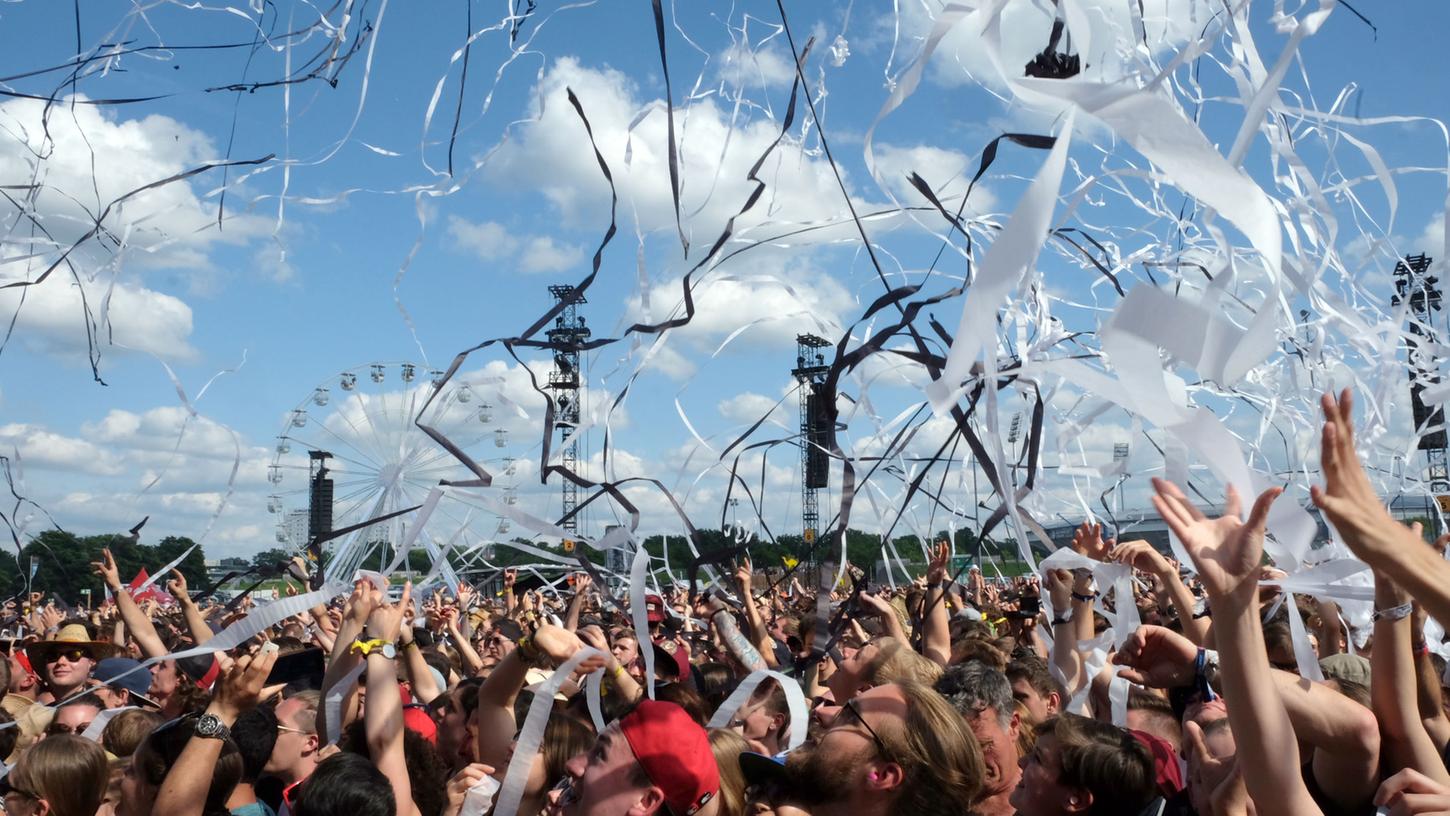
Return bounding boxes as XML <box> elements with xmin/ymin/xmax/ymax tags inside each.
<box><xmin>547</xmin><ymin>285</ymin><xmax>590</xmax><ymax>534</ymax></box>
<box><xmin>792</xmin><ymin>334</ymin><xmax>832</xmax><ymax>550</ymax></box>
<box><xmin>1392</xmin><ymin>255</ymin><xmax>1448</xmax><ymax>492</ymax></box>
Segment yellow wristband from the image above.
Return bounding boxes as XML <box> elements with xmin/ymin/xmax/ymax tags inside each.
<box><xmin>351</xmin><ymin>638</ymin><xmax>389</xmax><ymax>657</ymax></box>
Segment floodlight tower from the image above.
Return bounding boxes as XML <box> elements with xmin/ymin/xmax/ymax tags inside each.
<box><xmin>1392</xmin><ymin>255</ymin><xmax>1448</xmax><ymax>495</ymax></box>
<box><xmin>791</xmin><ymin>334</ymin><xmax>832</xmax><ymax>553</ymax></box>
<box><xmin>547</xmin><ymin>285</ymin><xmax>590</xmax><ymax>535</ymax></box>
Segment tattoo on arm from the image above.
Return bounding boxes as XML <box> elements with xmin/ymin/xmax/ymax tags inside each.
<box><xmin>714</xmin><ymin>610</ymin><xmax>767</xmax><ymax>671</ymax></box>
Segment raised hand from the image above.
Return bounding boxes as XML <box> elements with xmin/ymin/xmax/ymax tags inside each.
<box><xmin>166</xmin><ymin>569</ymin><xmax>190</xmax><ymax>601</ymax></box>
<box><xmin>1070</xmin><ymin>521</ymin><xmax>1114</xmax><ymax>562</ymax></box>
<box><xmin>91</xmin><ymin>548</ymin><xmax>123</xmax><ymax>590</ymax></box>
<box><xmin>366</xmin><ymin>582</ymin><xmax>412</xmax><ymax>642</ymax></box>
<box><xmin>211</xmin><ymin>649</ymin><xmax>280</xmax><ymax>721</ymax></box>
<box><xmin>503</xmin><ymin>568</ymin><xmax>517</xmax><ymax>589</ymax></box>
<box><xmin>1112</xmin><ymin>624</ymin><xmax>1198</xmax><ymax>688</ymax></box>
<box><xmin>735</xmin><ymin>558</ymin><xmax>754</xmax><ymax>592</ymax></box>
<box><xmin>1376</xmin><ymin>768</ymin><xmax>1450</xmax><ymax>816</ymax></box>
<box><xmin>1111</xmin><ymin>539</ymin><xmax>1172</xmax><ymax>578</ymax></box>
<box><xmin>1151</xmin><ymin>478</ymin><xmax>1280</xmax><ymax>606</ymax></box>
<box><xmin>346</xmin><ymin>580</ymin><xmax>380</xmax><ymax>627</ymax></box>
<box><xmin>1310</xmin><ymin>389</ymin><xmax>1419</xmax><ymax>561</ymax></box>
<box><xmin>1043</xmin><ymin>568</ymin><xmax>1073</xmax><ymax>611</ymax></box>
<box><xmin>926</xmin><ymin>540</ymin><xmax>950</xmax><ymax>584</ymax></box>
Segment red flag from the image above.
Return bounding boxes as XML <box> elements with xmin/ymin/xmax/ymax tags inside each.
<box><xmin>129</xmin><ymin>568</ymin><xmax>163</xmax><ymax>603</ymax></box>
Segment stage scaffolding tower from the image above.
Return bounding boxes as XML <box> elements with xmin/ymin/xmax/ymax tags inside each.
<box><xmin>792</xmin><ymin>334</ymin><xmax>832</xmax><ymax>562</ymax></box>
<box><xmin>1392</xmin><ymin>255</ymin><xmax>1449</xmax><ymax>525</ymax></box>
<box><xmin>547</xmin><ymin>285</ymin><xmax>590</xmax><ymax>535</ymax></box>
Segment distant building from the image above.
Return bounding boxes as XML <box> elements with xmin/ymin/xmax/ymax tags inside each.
<box><xmin>283</xmin><ymin>510</ymin><xmax>309</xmax><ymax>548</ymax></box>
<box><xmin>205</xmin><ymin>557</ymin><xmax>250</xmax><ymax>584</ymax></box>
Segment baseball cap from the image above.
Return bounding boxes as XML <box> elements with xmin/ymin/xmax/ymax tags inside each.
<box><xmin>645</xmin><ymin>595</ymin><xmax>666</xmax><ymax>624</ymax></box>
<box><xmin>620</xmin><ymin>700</ymin><xmax>718</xmax><ymax>816</ymax></box>
<box><xmin>398</xmin><ymin>685</ymin><xmax>438</xmax><ymax>744</ymax></box>
<box><xmin>92</xmin><ymin>658</ymin><xmax>160</xmax><ymax>708</ymax></box>
<box><xmin>650</xmin><ymin>640</ymin><xmax>690</xmax><ymax>681</ymax></box>
<box><xmin>738</xmin><ymin>751</ymin><xmax>790</xmax><ymax>787</ymax></box>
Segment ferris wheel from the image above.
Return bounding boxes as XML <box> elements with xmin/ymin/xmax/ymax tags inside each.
<box><xmin>266</xmin><ymin>361</ymin><xmax>538</xmax><ymax>584</ymax></box>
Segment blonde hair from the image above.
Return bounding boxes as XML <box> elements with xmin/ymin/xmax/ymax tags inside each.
<box><xmin>864</xmin><ymin>637</ymin><xmax>944</xmax><ymax>687</ymax></box>
<box><xmin>9</xmin><ymin>734</ymin><xmax>109</xmax><ymax>816</ymax></box>
<box><xmin>882</xmin><ymin>680</ymin><xmax>986</xmax><ymax>812</ymax></box>
<box><xmin>707</xmin><ymin>728</ymin><xmax>749</xmax><ymax>816</ymax></box>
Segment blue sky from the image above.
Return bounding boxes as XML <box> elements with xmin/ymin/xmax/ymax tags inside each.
<box><xmin>1</xmin><ymin>0</ymin><xmax>1447</xmax><ymax>564</ymax></box>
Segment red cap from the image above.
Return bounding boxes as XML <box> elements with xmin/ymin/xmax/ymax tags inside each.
<box><xmin>14</xmin><ymin>651</ymin><xmax>35</xmax><ymax>677</ymax></box>
<box><xmin>620</xmin><ymin>700</ymin><xmax>718</xmax><ymax>816</ymax></box>
<box><xmin>645</xmin><ymin>595</ymin><xmax>666</xmax><ymax>624</ymax></box>
<box><xmin>1129</xmin><ymin>729</ymin><xmax>1183</xmax><ymax>797</ymax></box>
<box><xmin>399</xmin><ymin>684</ymin><xmax>438</xmax><ymax>744</ymax></box>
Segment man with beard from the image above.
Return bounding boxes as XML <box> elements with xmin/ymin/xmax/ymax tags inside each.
<box><xmin>785</xmin><ymin>680</ymin><xmax>984</xmax><ymax>816</ymax></box>
<box><xmin>936</xmin><ymin>661</ymin><xmax>1024</xmax><ymax>816</ymax></box>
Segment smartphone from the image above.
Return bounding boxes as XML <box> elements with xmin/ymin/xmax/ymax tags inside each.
<box><xmin>265</xmin><ymin>647</ymin><xmax>326</xmax><ymax>687</ymax></box>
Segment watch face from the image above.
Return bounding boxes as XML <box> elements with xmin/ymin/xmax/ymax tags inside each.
<box><xmin>195</xmin><ymin>714</ymin><xmax>223</xmax><ymax>737</ymax></box>
<box><xmin>381</xmin><ymin>643</ymin><xmax>397</xmax><ymax>660</ymax></box>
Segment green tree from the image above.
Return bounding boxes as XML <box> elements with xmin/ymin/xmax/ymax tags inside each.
<box><xmin>2</xmin><ymin>530</ymin><xmax>208</xmax><ymax>606</ymax></box>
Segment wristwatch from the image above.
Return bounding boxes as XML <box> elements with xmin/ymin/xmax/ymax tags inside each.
<box><xmin>351</xmin><ymin>638</ymin><xmax>398</xmax><ymax>659</ymax></box>
<box><xmin>194</xmin><ymin>713</ymin><xmax>231</xmax><ymax>741</ymax></box>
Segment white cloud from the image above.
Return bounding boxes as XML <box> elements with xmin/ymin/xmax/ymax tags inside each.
<box><xmin>518</xmin><ymin>236</ymin><xmax>585</xmax><ymax>274</ymax></box>
<box><xmin>447</xmin><ymin>216</ymin><xmax>519</xmax><ymax>260</ymax></box>
<box><xmin>0</xmin><ymin>423</ymin><xmax>124</xmax><ymax>476</ymax></box>
<box><xmin>871</xmin><ymin>143</ymin><xmax>996</xmax><ymax>214</ymax></box>
<box><xmin>0</xmin><ymin>95</ymin><xmax>272</xmax><ymax>363</ymax></box>
<box><xmin>0</xmin><ymin>274</ymin><xmax>198</xmax><ymax>360</ymax></box>
<box><xmin>718</xmin><ymin>392</ymin><xmax>791</xmax><ymax>426</ymax></box>
<box><xmin>487</xmin><ymin>58</ymin><xmax>869</xmax><ymax>241</ymax></box>
<box><xmin>717</xmin><ymin>41</ymin><xmax>798</xmax><ymax>89</ymax></box>
<box><xmin>624</xmin><ymin>257</ymin><xmax>856</xmax><ymax>350</ymax></box>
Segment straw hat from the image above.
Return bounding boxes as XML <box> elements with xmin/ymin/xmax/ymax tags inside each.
<box><xmin>24</xmin><ymin>624</ymin><xmax>121</xmax><ymax>666</ymax></box>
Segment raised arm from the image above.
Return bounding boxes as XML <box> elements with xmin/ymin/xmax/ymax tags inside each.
<box><xmin>920</xmin><ymin>542</ymin><xmax>952</xmax><ymax>667</ymax></box>
<box><xmin>445</xmin><ymin>609</ymin><xmax>485</xmax><ymax>676</ymax></box>
<box><xmin>1043</xmin><ymin>568</ymin><xmax>1085</xmax><ymax>697</ymax></box>
<box><xmin>735</xmin><ymin>559</ymin><xmax>779</xmax><ymax>669</ymax></box>
<box><xmin>562</xmin><ymin>573</ymin><xmax>589</xmax><ymax>632</ymax></box>
<box><xmin>1266</xmin><ymin>666</ymin><xmax>1380</xmax><ymax>807</ymax></box>
<box><xmin>91</xmin><ymin>548</ymin><xmax>167</xmax><ymax>659</ymax></box>
<box><xmin>1152</xmin><ymin>478</ymin><xmax>1323</xmax><ymax>815</ymax></box>
<box><xmin>399</xmin><ymin>623</ymin><xmax>442</xmax><ymax>705</ymax></box>
<box><xmin>699</xmin><ymin>596</ymin><xmax>767</xmax><ymax>673</ymax></box>
<box><xmin>365</xmin><ymin>582</ymin><xmax>418</xmax><ymax>816</ymax></box>
<box><xmin>1312</xmin><ymin>390</ymin><xmax>1450</xmax><ymax>625</ymax></box>
<box><xmin>316</xmin><ymin>581</ymin><xmax>374</xmax><ymax>745</ymax></box>
<box><xmin>1371</xmin><ymin>565</ymin><xmax>1449</xmax><ymax>784</ymax></box>
<box><xmin>166</xmin><ymin>569</ymin><xmax>214</xmax><ymax>646</ymax></box>
<box><xmin>155</xmin><ymin>648</ymin><xmax>278</xmax><ymax>816</ymax></box>
<box><xmin>1112</xmin><ymin>539</ymin><xmax>1209</xmax><ymax>645</ymax></box>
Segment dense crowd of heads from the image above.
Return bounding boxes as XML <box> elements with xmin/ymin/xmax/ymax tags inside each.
<box><xmin>4</xmin><ymin>390</ymin><xmax>1450</xmax><ymax>816</ymax></box>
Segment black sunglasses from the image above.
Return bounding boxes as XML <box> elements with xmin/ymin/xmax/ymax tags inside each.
<box><xmin>835</xmin><ymin>699</ymin><xmax>892</xmax><ymax>759</ymax></box>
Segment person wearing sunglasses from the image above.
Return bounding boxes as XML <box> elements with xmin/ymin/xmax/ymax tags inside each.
<box><xmin>41</xmin><ymin>698</ymin><xmax>100</xmax><ymax>739</ymax></box>
<box><xmin>782</xmin><ymin>680</ymin><xmax>984</xmax><ymax>816</ymax></box>
<box><xmin>22</xmin><ymin>624</ymin><xmax>117</xmax><ymax>704</ymax></box>
<box><xmin>1</xmin><ymin>733</ymin><xmax>109</xmax><ymax>816</ymax></box>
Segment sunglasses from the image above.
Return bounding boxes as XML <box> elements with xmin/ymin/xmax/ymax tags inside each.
<box><xmin>45</xmin><ymin>720</ymin><xmax>92</xmax><ymax>736</ymax></box>
<box><xmin>46</xmin><ymin>648</ymin><xmax>90</xmax><ymax>665</ymax></box>
<box><xmin>832</xmin><ymin>700</ymin><xmax>892</xmax><ymax>759</ymax></box>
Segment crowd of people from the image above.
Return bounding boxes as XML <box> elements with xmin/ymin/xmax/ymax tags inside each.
<box><xmin>4</xmin><ymin>390</ymin><xmax>1450</xmax><ymax>815</ymax></box>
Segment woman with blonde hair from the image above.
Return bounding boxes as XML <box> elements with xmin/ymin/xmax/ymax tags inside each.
<box><xmin>706</xmin><ymin>728</ymin><xmax>750</xmax><ymax>816</ymax></box>
<box><xmin>0</xmin><ymin>734</ymin><xmax>109</xmax><ymax>816</ymax></box>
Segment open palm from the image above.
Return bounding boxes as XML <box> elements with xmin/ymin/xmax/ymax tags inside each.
<box><xmin>1150</xmin><ymin>478</ymin><xmax>1280</xmax><ymax>603</ymax></box>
